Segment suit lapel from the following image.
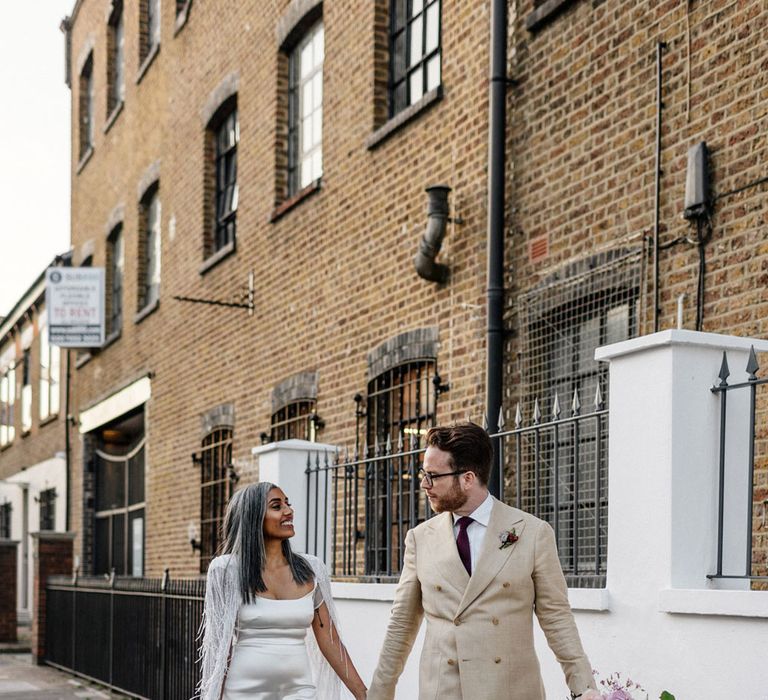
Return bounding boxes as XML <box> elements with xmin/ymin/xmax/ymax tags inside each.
<box><xmin>456</xmin><ymin>500</ymin><xmax>526</xmax><ymax>618</ymax></box>
<box><xmin>429</xmin><ymin>511</ymin><xmax>470</xmax><ymax>593</ymax></box>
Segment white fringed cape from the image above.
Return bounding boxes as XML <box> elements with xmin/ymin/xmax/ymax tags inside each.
<box><xmin>194</xmin><ymin>553</ymin><xmax>354</xmax><ymax>700</ymax></box>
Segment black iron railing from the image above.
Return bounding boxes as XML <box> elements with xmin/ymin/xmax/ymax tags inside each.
<box><xmin>709</xmin><ymin>347</ymin><xmax>768</xmax><ymax>582</ymax></box>
<box><xmin>45</xmin><ymin>572</ymin><xmax>203</xmax><ymax>700</ymax></box>
<box><xmin>307</xmin><ymin>388</ymin><xmax>608</xmax><ymax>587</ymax></box>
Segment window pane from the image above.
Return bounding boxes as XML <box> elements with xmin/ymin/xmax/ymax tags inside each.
<box><xmin>409</xmin><ymin>16</ymin><xmax>423</xmax><ymax>65</ymax></box>
<box><xmin>425</xmin><ymin>2</ymin><xmax>439</xmax><ymax>53</ymax></box>
<box><xmin>129</xmin><ymin>511</ymin><xmax>144</xmax><ymax>576</ymax></box>
<box><xmin>313</xmin><ymin>71</ymin><xmax>323</xmax><ymax>110</ymax></box>
<box><xmin>311</xmin><ymin>149</ymin><xmax>322</xmax><ymax>181</ymax></box>
<box><xmin>426</xmin><ymin>54</ymin><xmax>440</xmax><ymax>91</ymax></box>
<box><xmin>302</xmin><ymin>81</ymin><xmax>313</xmax><ymax>118</ymax></box>
<box><xmin>409</xmin><ymin>70</ymin><xmax>423</xmax><ymax>104</ymax></box>
<box><xmin>412</xmin><ymin>0</ymin><xmax>424</xmax><ymax>15</ymax></box>
<box><xmin>128</xmin><ymin>445</ymin><xmax>145</xmax><ymax>505</ymax></box>
<box><xmin>605</xmin><ymin>304</ymin><xmax>630</xmax><ymax>345</ymax></box>
<box><xmin>314</xmin><ymin>25</ymin><xmax>324</xmax><ymax>65</ymax></box>
<box><xmin>96</xmin><ymin>457</ymin><xmax>125</xmax><ymax>511</ymax></box>
<box><xmin>300</xmin><ymin>41</ymin><xmax>314</xmax><ymax>78</ymax></box>
<box><xmin>112</xmin><ymin>513</ymin><xmax>125</xmax><ymax>575</ymax></box>
<box><xmin>312</xmin><ymin>110</ymin><xmax>322</xmax><ymax>146</ymax></box>
<box><xmin>95</xmin><ymin>517</ymin><xmax>110</xmax><ymax>574</ymax></box>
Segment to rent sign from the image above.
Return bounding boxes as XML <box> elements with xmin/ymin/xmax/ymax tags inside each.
<box><xmin>45</xmin><ymin>268</ymin><xmax>105</xmax><ymax>347</ymax></box>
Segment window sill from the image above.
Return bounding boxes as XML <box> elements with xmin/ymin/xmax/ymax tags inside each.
<box><xmin>0</xmin><ymin>442</ymin><xmax>12</xmax><ymax>452</ymax></box>
<box><xmin>39</xmin><ymin>414</ymin><xmax>59</xmax><ymax>428</ymax></box>
<box><xmin>366</xmin><ymin>86</ymin><xmax>443</xmax><ymax>151</ymax></box>
<box><xmin>103</xmin><ymin>101</ymin><xmax>124</xmax><ymax>134</ymax></box>
<box><xmin>76</xmin><ymin>146</ymin><xmax>94</xmax><ymax>175</ymax></box>
<box><xmin>103</xmin><ymin>328</ymin><xmax>122</xmax><ymax>349</ymax></box>
<box><xmin>75</xmin><ymin>352</ymin><xmax>93</xmax><ymax>370</ymax></box>
<box><xmin>174</xmin><ymin>0</ymin><xmax>193</xmax><ymax>36</ymax></box>
<box><xmin>270</xmin><ymin>178</ymin><xmax>322</xmax><ymax>223</ymax></box>
<box><xmin>525</xmin><ymin>0</ymin><xmax>579</xmax><ymax>32</ymax></box>
<box><xmin>199</xmin><ymin>239</ymin><xmax>236</xmax><ymax>275</ymax></box>
<box><xmin>136</xmin><ymin>43</ymin><xmax>160</xmax><ymax>85</ymax></box>
<box><xmin>21</xmin><ymin>429</ymin><xmax>30</xmax><ymax>439</ymax></box>
<box><xmin>658</xmin><ymin>588</ymin><xmax>768</xmax><ymax>618</ymax></box>
<box><xmin>134</xmin><ymin>298</ymin><xmax>160</xmax><ymax>325</ymax></box>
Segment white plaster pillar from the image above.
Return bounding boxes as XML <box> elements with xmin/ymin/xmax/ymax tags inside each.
<box><xmin>595</xmin><ymin>330</ymin><xmax>768</xmax><ymax>599</ymax></box>
<box><xmin>251</xmin><ymin>439</ymin><xmax>336</xmax><ymax>563</ymax></box>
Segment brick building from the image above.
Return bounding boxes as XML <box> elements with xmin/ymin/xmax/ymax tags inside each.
<box><xmin>59</xmin><ymin>0</ymin><xmax>766</xmax><ymax>584</ymax></box>
<box><xmin>0</xmin><ymin>263</ymin><xmax>68</xmax><ymax>621</ymax></box>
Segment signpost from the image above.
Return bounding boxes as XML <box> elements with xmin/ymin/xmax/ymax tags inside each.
<box><xmin>45</xmin><ymin>268</ymin><xmax>105</xmax><ymax>348</ymax></box>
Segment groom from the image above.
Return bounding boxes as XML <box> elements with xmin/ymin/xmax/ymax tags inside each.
<box><xmin>367</xmin><ymin>422</ymin><xmax>599</xmax><ymax>700</ymax></box>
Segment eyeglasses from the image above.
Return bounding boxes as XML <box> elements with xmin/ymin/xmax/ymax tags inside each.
<box><xmin>417</xmin><ymin>469</ymin><xmax>466</xmax><ymax>488</ymax></box>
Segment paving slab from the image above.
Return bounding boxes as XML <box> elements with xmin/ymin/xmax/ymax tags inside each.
<box><xmin>0</xmin><ymin>654</ymin><xmax>128</xmax><ymax>700</ymax></box>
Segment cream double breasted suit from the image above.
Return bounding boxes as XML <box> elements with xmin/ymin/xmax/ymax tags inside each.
<box><xmin>368</xmin><ymin>498</ymin><xmax>594</xmax><ymax>700</ymax></box>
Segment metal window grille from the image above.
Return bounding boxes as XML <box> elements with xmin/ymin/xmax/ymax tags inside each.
<box><xmin>364</xmin><ymin>360</ymin><xmax>436</xmax><ymax>576</ymax></box>
<box><xmin>515</xmin><ymin>249</ymin><xmax>642</xmax><ymax>585</ymax></box>
<box><xmin>288</xmin><ymin>22</ymin><xmax>324</xmax><ymax>195</ymax></box>
<box><xmin>0</xmin><ymin>502</ymin><xmax>10</xmax><ymax>538</ymax></box>
<box><xmin>198</xmin><ymin>428</ymin><xmax>233</xmax><ymax>574</ymax></box>
<box><xmin>108</xmin><ymin>2</ymin><xmax>125</xmax><ymax>113</ymax></box>
<box><xmin>39</xmin><ymin>488</ymin><xmax>57</xmax><ymax>531</ymax></box>
<box><xmin>389</xmin><ymin>0</ymin><xmax>441</xmax><ymax>117</ymax></box>
<box><xmin>94</xmin><ymin>437</ymin><xmax>146</xmax><ymax>576</ymax></box>
<box><xmin>108</xmin><ymin>226</ymin><xmax>124</xmax><ymax>334</ymax></box>
<box><xmin>214</xmin><ymin>109</ymin><xmax>238</xmax><ymax>251</ymax></box>
<box><xmin>79</xmin><ymin>55</ymin><xmax>94</xmax><ymax>157</ymax></box>
<box><xmin>270</xmin><ymin>400</ymin><xmax>317</xmax><ymax>442</ymax></box>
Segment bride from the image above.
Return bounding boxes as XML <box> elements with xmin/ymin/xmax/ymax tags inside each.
<box><xmin>196</xmin><ymin>482</ymin><xmax>367</xmax><ymax>700</ymax></box>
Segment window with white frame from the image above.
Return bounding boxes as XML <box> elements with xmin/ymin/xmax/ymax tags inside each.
<box><xmin>389</xmin><ymin>0</ymin><xmax>441</xmax><ymax>117</ymax></box>
<box><xmin>288</xmin><ymin>21</ymin><xmax>324</xmax><ymax>194</ymax></box>
<box><xmin>138</xmin><ymin>184</ymin><xmax>161</xmax><ymax>311</ymax></box>
<box><xmin>0</xmin><ymin>351</ymin><xmax>15</xmax><ymax>447</ymax></box>
<box><xmin>21</xmin><ymin>348</ymin><xmax>31</xmax><ymax>433</ymax></box>
<box><xmin>108</xmin><ymin>1</ymin><xmax>125</xmax><ymax>115</ymax></box>
<box><xmin>39</xmin><ymin>313</ymin><xmax>61</xmax><ymax>421</ymax></box>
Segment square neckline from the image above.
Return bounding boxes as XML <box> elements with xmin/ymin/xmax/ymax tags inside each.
<box><xmin>253</xmin><ymin>579</ymin><xmax>317</xmax><ymax>601</ymax></box>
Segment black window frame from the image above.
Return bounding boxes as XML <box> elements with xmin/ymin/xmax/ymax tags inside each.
<box><xmin>212</xmin><ymin>105</ymin><xmax>238</xmax><ymax>253</ymax></box>
<box><xmin>107</xmin><ymin>224</ymin><xmax>124</xmax><ymax>335</ymax></box>
<box><xmin>0</xmin><ymin>502</ymin><xmax>11</xmax><ymax>538</ymax></box>
<box><xmin>107</xmin><ymin>0</ymin><xmax>125</xmax><ymax>116</ymax></box>
<box><xmin>198</xmin><ymin>427</ymin><xmax>234</xmax><ymax>573</ymax></box>
<box><xmin>388</xmin><ymin>0</ymin><xmax>441</xmax><ymax>118</ymax></box>
<box><xmin>38</xmin><ymin>488</ymin><xmax>57</xmax><ymax>531</ymax></box>
<box><xmin>270</xmin><ymin>399</ymin><xmax>317</xmax><ymax>442</ymax></box>
<box><xmin>138</xmin><ymin>183</ymin><xmax>161</xmax><ymax>311</ymax></box>
<box><xmin>79</xmin><ymin>53</ymin><xmax>95</xmax><ymax>158</ymax></box>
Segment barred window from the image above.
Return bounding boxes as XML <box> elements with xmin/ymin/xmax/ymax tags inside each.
<box><xmin>212</xmin><ymin>105</ymin><xmax>238</xmax><ymax>253</ymax></box>
<box><xmin>270</xmin><ymin>400</ymin><xmax>317</xmax><ymax>442</ymax></box>
<box><xmin>140</xmin><ymin>0</ymin><xmax>161</xmax><ymax>64</ymax></box>
<box><xmin>0</xmin><ymin>359</ymin><xmax>16</xmax><ymax>447</ymax></box>
<box><xmin>288</xmin><ymin>21</ymin><xmax>324</xmax><ymax>195</ymax></box>
<box><xmin>107</xmin><ymin>1</ymin><xmax>125</xmax><ymax>115</ymax></box>
<box><xmin>199</xmin><ymin>427</ymin><xmax>233</xmax><ymax>573</ymax></box>
<box><xmin>0</xmin><ymin>502</ymin><xmax>10</xmax><ymax>538</ymax></box>
<box><xmin>365</xmin><ymin>360</ymin><xmax>436</xmax><ymax>576</ymax></box>
<box><xmin>107</xmin><ymin>225</ymin><xmax>124</xmax><ymax>335</ymax></box>
<box><xmin>516</xmin><ymin>249</ymin><xmax>642</xmax><ymax>586</ymax></box>
<box><xmin>39</xmin><ymin>313</ymin><xmax>61</xmax><ymax>420</ymax></box>
<box><xmin>389</xmin><ymin>0</ymin><xmax>441</xmax><ymax>117</ymax></box>
<box><xmin>79</xmin><ymin>53</ymin><xmax>94</xmax><ymax>158</ymax></box>
<box><xmin>38</xmin><ymin>488</ymin><xmax>57</xmax><ymax>531</ymax></box>
<box><xmin>138</xmin><ymin>184</ymin><xmax>161</xmax><ymax>311</ymax></box>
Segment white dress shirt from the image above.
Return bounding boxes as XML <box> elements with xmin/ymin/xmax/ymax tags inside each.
<box><xmin>452</xmin><ymin>492</ymin><xmax>494</xmax><ymax>569</ymax></box>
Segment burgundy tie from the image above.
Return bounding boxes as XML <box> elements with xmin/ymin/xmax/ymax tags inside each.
<box><xmin>456</xmin><ymin>516</ymin><xmax>473</xmax><ymax>575</ymax></box>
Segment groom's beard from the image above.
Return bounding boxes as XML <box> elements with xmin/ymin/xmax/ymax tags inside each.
<box><xmin>429</xmin><ymin>479</ymin><xmax>468</xmax><ymax>513</ymax></box>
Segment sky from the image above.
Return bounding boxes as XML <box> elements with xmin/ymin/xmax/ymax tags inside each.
<box><xmin>0</xmin><ymin>2</ymin><xmax>73</xmax><ymax>318</ymax></box>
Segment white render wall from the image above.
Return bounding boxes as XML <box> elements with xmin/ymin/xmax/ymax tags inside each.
<box><xmin>263</xmin><ymin>331</ymin><xmax>768</xmax><ymax>698</ymax></box>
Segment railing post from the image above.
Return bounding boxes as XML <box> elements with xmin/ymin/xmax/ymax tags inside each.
<box><xmin>160</xmin><ymin>568</ymin><xmax>168</xmax><ymax>700</ymax></box>
<box><xmin>108</xmin><ymin>568</ymin><xmax>115</xmax><ymax>685</ymax></box>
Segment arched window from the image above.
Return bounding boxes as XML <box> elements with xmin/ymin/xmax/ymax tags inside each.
<box><xmin>199</xmin><ymin>427</ymin><xmax>234</xmax><ymax>572</ymax></box>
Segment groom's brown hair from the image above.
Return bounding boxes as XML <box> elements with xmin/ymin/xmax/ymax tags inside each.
<box><xmin>425</xmin><ymin>422</ymin><xmax>492</xmax><ymax>485</ymax></box>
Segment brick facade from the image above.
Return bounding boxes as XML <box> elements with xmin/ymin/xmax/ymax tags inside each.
<box><xmin>31</xmin><ymin>533</ymin><xmax>74</xmax><ymax>664</ymax></box>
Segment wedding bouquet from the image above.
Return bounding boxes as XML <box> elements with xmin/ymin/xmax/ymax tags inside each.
<box><xmin>578</xmin><ymin>671</ymin><xmax>675</xmax><ymax>700</ymax></box>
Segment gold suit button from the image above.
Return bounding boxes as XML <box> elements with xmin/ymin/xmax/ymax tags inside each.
<box><xmin>435</xmin><ymin>585</ymin><xmax>442</xmax><ymax>591</ymax></box>
<box><xmin>447</xmin><ymin>659</ymin><xmax>456</xmax><ymax>666</ymax></box>
<box><xmin>492</xmin><ymin>617</ymin><xmax>499</xmax><ymax>625</ymax></box>
<box><xmin>502</xmin><ymin>582</ymin><xmax>510</xmax><ymax>588</ymax></box>
<box><xmin>494</xmin><ymin>657</ymin><xmax>501</xmax><ymax>664</ymax></box>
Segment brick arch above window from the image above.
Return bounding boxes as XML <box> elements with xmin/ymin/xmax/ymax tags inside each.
<box><xmin>276</xmin><ymin>0</ymin><xmax>322</xmax><ymax>50</ymax></box>
<box><xmin>75</xmin><ymin>33</ymin><xmax>96</xmax><ymax>77</ymax></box>
<box><xmin>136</xmin><ymin>159</ymin><xmax>161</xmax><ymax>202</ymax></box>
<box><xmin>104</xmin><ymin>203</ymin><xmax>125</xmax><ymax>237</ymax></box>
<box><xmin>367</xmin><ymin>327</ymin><xmax>439</xmax><ymax>380</ymax></box>
<box><xmin>271</xmin><ymin>371</ymin><xmax>318</xmax><ymax>413</ymax></box>
<box><xmin>200</xmin><ymin>402</ymin><xmax>235</xmax><ymax>438</ymax></box>
<box><xmin>200</xmin><ymin>72</ymin><xmax>239</xmax><ymax>127</ymax></box>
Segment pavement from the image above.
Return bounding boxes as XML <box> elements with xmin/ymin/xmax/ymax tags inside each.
<box><xmin>0</xmin><ymin>628</ymin><xmax>127</xmax><ymax>700</ymax></box>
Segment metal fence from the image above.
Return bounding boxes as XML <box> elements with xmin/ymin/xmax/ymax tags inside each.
<box><xmin>307</xmin><ymin>387</ymin><xmax>608</xmax><ymax>587</ymax></box>
<box><xmin>709</xmin><ymin>347</ymin><xmax>768</xmax><ymax>583</ymax></box>
<box><xmin>45</xmin><ymin>571</ymin><xmax>203</xmax><ymax>700</ymax></box>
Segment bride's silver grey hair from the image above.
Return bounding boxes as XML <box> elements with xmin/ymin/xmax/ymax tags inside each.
<box><xmin>221</xmin><ymin>482</ymin><xmax>313</xmax><ymax>603</ymax></box>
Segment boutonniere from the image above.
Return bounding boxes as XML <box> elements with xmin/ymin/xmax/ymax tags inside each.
<box><xmin>498</xmin><ymin>528</ymin><xmax>519</xmax><ymax>549</ymax></box>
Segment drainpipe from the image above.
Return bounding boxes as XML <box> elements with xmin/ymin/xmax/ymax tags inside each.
<box><xmin>414</xmin><ymin>185</ymin><xmax>451</xmax><ymax>284</ymax></box>
<box><xmin>486</xmin><ymin>0</ymin><xmax>508</xmax><ymax>498</ymax></box>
